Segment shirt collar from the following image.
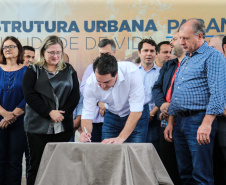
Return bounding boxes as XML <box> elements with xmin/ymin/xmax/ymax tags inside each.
<box><xmin>114</xmin><ymin>67</ymin><xmax>124</xmax><ymax>86</ymax></box>
<box><xmin>185</xmin><ymin>41</ymin><xmax>208</xmax><ymax>57</ymax></box>
<box><xmin>138</xmin><ymin>62</ymin><xmax>158</xmax><ymax>72</ymax></box>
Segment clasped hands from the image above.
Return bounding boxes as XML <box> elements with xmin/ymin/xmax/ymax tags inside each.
<box><xmin>0</xmin><ymin>111</ymin><xmax>17</xmax><ymax>129</ymax></box>
<box><xmin>49</xmin><ymin>110</ymin><xmax>65</xmax><ymax>123</ymax></box>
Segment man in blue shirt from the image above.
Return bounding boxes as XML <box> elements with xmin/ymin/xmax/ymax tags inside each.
<box><xmin>164</xmin><ymin>19</ymin><xmax>226</xmax><ymax>184</ymax></box>
<box><xmin>137</xmin><ymin>39</ymin><xmax>161</xmax><ymax>151</ymax></box>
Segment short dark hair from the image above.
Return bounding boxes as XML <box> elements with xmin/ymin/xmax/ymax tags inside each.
<box><xmin>0</xmin><ymin>36</ymin><xmax>24</xmax><ymax>65</ymax></box>
<box><xmin>93</xmin><ymin>53</ymin><xmax>118</xmax><ymax>77</ymax></box>
<box><xmin>138</xmin><ymin>39</ymin><xmax>157</xmax><ymax>52</ymax></box>
<box><xmin>98</xmin><ymin>39</ymin><xmax>116</xmax><ymax>52</ymax></box>
<box><xmin>222</xmin><ymin>36</ymin><xmax>226</xmax><ymax>52</ymax></box>
<box><xmin>157</xmin><ymin>41</ymin><xmax>171</xmax><ymax>53</ymax></box>
<box><xmin>23</xmin><ymin>45</ymin><xmax>35</xmax><ymax>52</ymax></box>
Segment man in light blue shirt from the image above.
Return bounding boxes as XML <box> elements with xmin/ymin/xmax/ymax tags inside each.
<box><xmin>137</xmin><ymin>39</ymin><xmax>161</xmax><ymax>151</ymax></box>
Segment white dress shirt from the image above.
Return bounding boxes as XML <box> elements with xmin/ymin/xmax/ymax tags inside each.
<box><xmin>82</xmin><ymin>62</ymin><xmax>145</xmax><ymax>119</ymax></box>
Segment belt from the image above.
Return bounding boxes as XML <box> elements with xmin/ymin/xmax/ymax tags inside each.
<box><xmin>177</xmin><ymin>110</ymin><xmax>205</xmax><ymax>117</ymax></box>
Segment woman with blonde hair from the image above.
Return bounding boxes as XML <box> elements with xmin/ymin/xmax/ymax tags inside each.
<box><xmin>23</xmin><ymin>35</ymin><xmax>80</xmax><ymax>185</ymax></box>
<box><xmin>0</xmin><ymin>36</ymin><xmax>27</xmax><ymax>185</ymax></box>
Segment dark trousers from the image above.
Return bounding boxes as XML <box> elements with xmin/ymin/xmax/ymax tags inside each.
<box><xmin>26</xmin><ymin>131</ymin><xmax>73</xmax><ymax>185</ymax></box>
<box><xmin>24</xmin><ymin>140</ymin><xmax>30</xmax><ymax>178</ymax></box>
<box><xmin>215</xmin><ymin>116</ymin><xmax>226</xmax><ymax>184</ymax></box>
<box><xmin>159</xmin><ymin>127</ymin><xmax>182</xmax><ymax>185</ymax></box>
<box><xmin>91</xmin><ymin>122</ymin><xmax>103</xmax><ymax>142</ymax></box>
<box><xmin>146</xmin><ymin>115</ymin><xmax>161</xmax><ymax>153</ymax></box>
<box><xmin>0</xmin><ymin>122</ymin><xmax>26</xmax><ymax>185</ymax></box>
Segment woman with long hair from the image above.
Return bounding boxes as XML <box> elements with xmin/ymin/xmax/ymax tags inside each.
<box><xmin>22</xmin><ymin>35</ymin><xmax>80</xmax><ymax>185</ymax></box>
<box><xmin>0</xmin><ymin>36</ymin><xmax>27</xmax><ymax>185</ymax></box>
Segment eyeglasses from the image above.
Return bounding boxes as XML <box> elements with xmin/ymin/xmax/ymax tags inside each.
<box><xmin>2</xmin><ymin>45</ymin><xmax>17</xmax><ymax>50</ymax></box>
<box><xmin>46</xmin><ymin>51</ymin><xmax>62</xmax><ymax>56</ymax></box>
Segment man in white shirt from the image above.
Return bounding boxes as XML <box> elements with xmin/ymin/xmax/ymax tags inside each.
<box><xmin>80</xmin><ymin>39</ymin><xmax>116</xmax><ymax>142</ymax></box>
<box><xmin>80</xmin><ymin>54</ymin><xmax>149</xmax><ymax>143</ymax></box>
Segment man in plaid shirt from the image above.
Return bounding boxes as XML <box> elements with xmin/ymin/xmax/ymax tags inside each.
<box><xmin>164</xmin><ymin>19</ymin><xmax>226</xmax><ymax>184</ymax></box>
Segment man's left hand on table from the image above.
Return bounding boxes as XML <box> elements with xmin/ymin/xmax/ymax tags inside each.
<box><xmin>101</xmin><ymin>136</ymin><xmax>125</xmax><ymax>144</ymax></box>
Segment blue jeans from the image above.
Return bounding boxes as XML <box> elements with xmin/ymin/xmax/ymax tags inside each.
<box><xmin>173</xmin><ymin>112</ymin><xmax>217</xmax><ymax>185</ymax></box>
<box><xmin>102</xmin><ymin>104</ymin><xmax>149</xmax><ymax>143</ymax></box>
<box><xmin>0</xmin><ymin>122</ymin><xmax>26</xmax><ymax>185</ymax></box>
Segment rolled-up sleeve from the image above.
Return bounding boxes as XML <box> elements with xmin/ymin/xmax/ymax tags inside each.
<box><xmin>80</xmin><ymin>64</ymin><xmax>93</xmax><ymax>95</ymax></box>
<box><xmin>81</xmin><ymin>83</ymin><xmax>97</xmax><ymax>120</ymax></box>
<box><xmin>206</xmin><ymin>54</ymin><xmax>226</xmax><ymax>115</ymax></box>
<box><xmin>129</xmin><ymin>69</ymin><xmax>145</xmax><ymax>112</ymax></box>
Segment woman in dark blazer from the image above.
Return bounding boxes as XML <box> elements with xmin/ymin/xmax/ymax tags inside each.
<box><xmin>22</xmin><ymin>35</ymin><xmax>80</xmax><ymax>185</ymax></box>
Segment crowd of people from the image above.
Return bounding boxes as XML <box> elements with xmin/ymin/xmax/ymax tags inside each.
<box><xmin>0</xmin><ymin>18</ymin><xmax>226</xmax><ymax>185</ymax></box>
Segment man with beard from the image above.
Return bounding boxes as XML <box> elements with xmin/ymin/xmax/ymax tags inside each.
<box><xmin>152</xmin><ymin>32</ymin><xmax>185</xmax><ymax>184</ymax></box>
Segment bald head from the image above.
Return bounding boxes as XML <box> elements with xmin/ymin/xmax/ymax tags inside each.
<box><xmin>179</xmin><ymin>19</ymin><xmax>205</xmax><ymax>55</ymax></box>
<box><xmin>209</xmin><ymin>35</ymin><xmax>225</xmax><ymax>54</ymax></box>
<box><xmin>180</xmin><ymin>19</ymin><xmax>206</xmax><ymax>38</ymax></box>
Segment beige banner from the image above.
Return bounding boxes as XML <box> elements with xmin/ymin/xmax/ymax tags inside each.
<box><xmin>0</xmin><ymin>0</ymin><xmax>225</xmax><ymax>78</ymax></box>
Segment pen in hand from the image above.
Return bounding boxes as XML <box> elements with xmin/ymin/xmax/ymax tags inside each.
<box><xmin>84</xmin><ymin>127</ymin><xmax>91</xmax><ymax>142</ymax></box>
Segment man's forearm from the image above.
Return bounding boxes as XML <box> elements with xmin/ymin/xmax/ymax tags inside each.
<box><xmin>118</xmin><ymin>112</ymin><xmax>142</xmax><ymax>141</ymax></box>
<box><xmin>201</xmin><ymin>114</ymin><xmax>216</xmax><ymax>126</ymax></box>
<box><xmin>150</xmin><ymin>106</ymin><xmax>158</xmax><ymax>116</ymax></box>
<box><xmin>168</xmin><ymin>115</ymin><xmax>176</xmax><ymax>125</ymax></box>
<box><xmin>81</xmin><ymin>119</ymin><xmax>93</xmax><ymax>133</ymax></box>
